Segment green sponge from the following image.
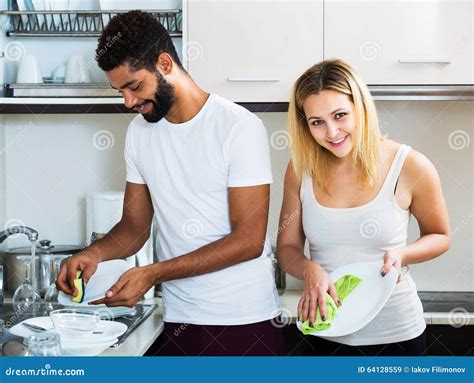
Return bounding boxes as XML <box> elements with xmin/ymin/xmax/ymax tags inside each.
<box><xmin>300</xmin><ymin>274</ymin><xmax>362</xmax><ymax>335</ymax></box>
<box><xmin>72</xmin><ymin>270</ymin><xmax>85</xmax><ymax>303</ymax></box>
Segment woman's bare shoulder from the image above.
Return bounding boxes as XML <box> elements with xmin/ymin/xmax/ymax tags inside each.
<box><xmin>401</xmin><ymin>146</ymin><xmax>439</xmax><ymax>191</ymax></box>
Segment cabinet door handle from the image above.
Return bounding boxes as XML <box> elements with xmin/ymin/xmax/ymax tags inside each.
<box><xmin>399</xmin><ymin>58</ymin><xmax>452</xmax><ymax>64</ymax></box>
<box><xmin>227</xmin><ymin>77</ymin><xmax>280</xmax><ymax>82</ymax></box>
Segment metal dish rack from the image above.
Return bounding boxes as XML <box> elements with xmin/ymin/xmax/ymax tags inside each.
<box><xmin>1</xmin><ymin>9</ymin><xmax>182</xmax><ymax>37</ymax></box>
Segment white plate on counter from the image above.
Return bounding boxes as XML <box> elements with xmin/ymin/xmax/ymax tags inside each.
<box><xmin>296</xmin><ymin>260</ymin><xmax>398</xmax><ymax>337</ymax></box>
<box><xmin>61</xmin><ymin>338</ymin><xmax>118</xmax><ymax>356</ymax></box>
<box><xmin>59</xmin><ymin>303</ymin><xmax>137</xmax><ymax>319</ymax></box>
<box><xmin>9</xmin><ymin>316</ymin><xmax>127</xmax><ymax>344</ymax></box>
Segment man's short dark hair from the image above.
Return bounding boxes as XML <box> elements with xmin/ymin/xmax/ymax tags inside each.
<box><xmin>96</xmin><ymin>10</ymin><xmax>183</xmax><ymax>72</ymax></box>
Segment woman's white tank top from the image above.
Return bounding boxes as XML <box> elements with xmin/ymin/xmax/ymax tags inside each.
<box><xmin>300</xmin><ymin>144</ymin><xmax>426</xmax><ymax>345</ymax></box>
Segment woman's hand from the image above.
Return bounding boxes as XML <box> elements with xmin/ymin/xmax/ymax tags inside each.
<box><xmin>298</xmin><ymin>261</ymin><xmax>340</xmax><ymax>326</ymax></box>
<box><xmin>381</xmin><ymin>249</ymin><xmax>405</xmax><ymax>283</ymax></box>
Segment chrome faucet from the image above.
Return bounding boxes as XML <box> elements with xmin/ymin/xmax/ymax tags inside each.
<box><xmin>0</xmin><ymin>226</ymin><xmax>39</xmax><ymax>304</ymax></box>
<box><xmin>0</xmin><ymin>225</ymin><xmax>39</xmax><ymax>244</ymax></box>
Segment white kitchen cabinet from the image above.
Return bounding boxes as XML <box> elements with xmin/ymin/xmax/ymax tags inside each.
<box><xmin>324</xmin><ymin>0</ymin><xmax>473</xmax><ymax>84</ymax></box>
<box><xmin>186</xmin><ymin>0</ymin><xmax>323</xmax><ymax>102</ymax></box>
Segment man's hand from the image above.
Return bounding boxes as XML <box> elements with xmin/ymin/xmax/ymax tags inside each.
<box><xmin>89</xmin><ymin>265</ymin><xmax>157</xmax><ymax>307</ymax></box>
<box><xmin>56</xmin><ymin>249</ymin><xmax>100</xmax><ymax>298</ymax></box>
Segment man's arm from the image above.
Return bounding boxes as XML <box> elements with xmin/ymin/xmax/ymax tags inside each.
<box><xmin>92</xmin><ymin>184</ymin><xmax>270</xmax><ymax>307</ymax></box>
<box><xmin>154</xmin><ymin>184</ymin><xmax>270</xmax><ymax>281</ymax></box>
<box><xmin>56</xmin><ymin>181</ymin><xmax>154</xmax><ymax>295</ymax></box>
<box><xmin>89</xmin><ymin>182</ymin><xmax>155</xmax><ymax>262</ymax></box>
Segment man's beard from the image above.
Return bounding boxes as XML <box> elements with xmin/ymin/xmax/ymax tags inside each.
<box><xmin>141</xmin><ymin>71</ymin><xmax>175</xmax><ymax>123</ymax></box>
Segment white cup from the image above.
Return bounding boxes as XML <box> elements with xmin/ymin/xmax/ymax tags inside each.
<box><xmin>65</xmin><ymin>55</ymin><xmax>91</xmax><ymax>83</ymax></box>
<box><xmin>16</xmin><ymin>55</ymin><xmax>42</xmax><ymax>84</ymax></box>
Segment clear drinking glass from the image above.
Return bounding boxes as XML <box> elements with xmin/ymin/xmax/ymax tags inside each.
<box><xmin>26</xmin><ymin>332</ymin><xmax>61</xmax><ymax>356</ymax></box>
<box><xmin>12</xmin><ymin>255</ymin><xmax>41</xmax><ymax>315</ymax></box>
<box><xmin>44</xmin><ymin>257</ymin><xmax>63</xmax><ymax>312</ymax></box>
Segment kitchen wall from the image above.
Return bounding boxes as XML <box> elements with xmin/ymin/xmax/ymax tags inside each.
<box><xmin>264</xmin><ymin>102</ymin><xmax>473</xmax><ymax>293</ymax></box>
<box><xmin>0</xmin><ymin>100</ymin><xmax>472</xmax><ymax>291</ymax></box>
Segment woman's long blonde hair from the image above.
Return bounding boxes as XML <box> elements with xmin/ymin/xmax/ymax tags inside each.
<box><xmin>288</xmin><ymin>59</ymin><xmax>382</xmax><ymax>192</ymax></box>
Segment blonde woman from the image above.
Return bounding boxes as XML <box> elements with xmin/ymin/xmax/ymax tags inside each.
<box><xmin>277</xmin><ymin>59</ymin><xmax>451</xmax><ymax>356</ymax></box>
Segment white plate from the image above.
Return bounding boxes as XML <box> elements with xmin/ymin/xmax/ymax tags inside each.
<box><xmin>60</xmin><ymin>303</ymin><xmax>136</xmax><ymax>319</ymax></box>
<box><xmin>296</xmin><ymin>260</ymin><xmax>398</xmax><ymax>337</ymax></box>
<box><xmin>58</xmin><ymin>259</ymin><xmax>132</xmax><ymax>304</ymax></box>
<box><xmin>61</xmin><ymin>338</ymin><xmax>118</xmax><ymax>356</ymax></box>
<box><xmin>9</xmin><ymin>316</ymin><xmax>127</xmax><ymax>344</ymax></box>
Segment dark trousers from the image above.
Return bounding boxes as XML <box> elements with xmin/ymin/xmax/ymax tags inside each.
<box><xmin>303</xmin><ymin>330</ymin><xmax>427</xmax><ymax>356</ymax></box>
<box><xmin>156</xmin><ymin>318</ymin><xmax>285</xmax><ymax>356</ymax></box>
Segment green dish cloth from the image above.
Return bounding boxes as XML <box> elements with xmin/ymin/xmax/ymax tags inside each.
<box><xmin>299</xmin><ymin>274</ymin><xmax>362</xmax><ymax>335</ymax></box>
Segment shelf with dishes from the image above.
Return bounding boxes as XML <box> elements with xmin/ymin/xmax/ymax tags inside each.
<box><xmin>1</xmin><ymin>9</ymin><xmax>183</xmax><ymax>37</ymax></box>
<box><xmin>4</xmin><ymin>83</ymin><xmax>120</xmax><ymax>97</ymax></box>
<box><xmin>1</xmin><ymin>85</ymin><xmax>473</xmax><ymax>115</ymax></box>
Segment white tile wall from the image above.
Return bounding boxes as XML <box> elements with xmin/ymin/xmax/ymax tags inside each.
<box><xmin>0</xmin><ymin>101</ymin><xmax>472</xmax><ymax>292</ymax></box>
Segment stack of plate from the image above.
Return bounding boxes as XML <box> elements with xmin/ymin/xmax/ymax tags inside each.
<box><xmin>59</xmin><ymin>302</ymin><xmax>137</xmax><ymax>319</ymax></box>
<box><xmin>9</xmin><ymin>316</ymin><xmax>127</xmax><ymax>356</ymax></box>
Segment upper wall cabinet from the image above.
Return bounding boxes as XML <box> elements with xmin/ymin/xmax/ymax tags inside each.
<box><xmin>324</xmin><ymin>0</ymin><xmax>473</xmax><ymax>84</ymax></box>
<box><xmin>186</xmin><ymin>0</ymin><xmax>324</xmax><ymax>102</ymax></box>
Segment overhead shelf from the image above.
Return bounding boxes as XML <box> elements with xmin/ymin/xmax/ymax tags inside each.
<box><xmin>0</xmin><ymin>9</ymin><xmax>183</xmax><ymax>38</ymax></box>
<box><xmin>367</xmin><ymin>85</ymin><xmax>474</xmax><ymax>101</ymax></box>
<box><xmin>0</xmin><ymin>85</ymin><xmax>472</xmax><ymax>114</ymax></box>
<box><xmin>5</xmin><ymin>83</ymin><xmax>120</xmax><ymax>97</ymax></box>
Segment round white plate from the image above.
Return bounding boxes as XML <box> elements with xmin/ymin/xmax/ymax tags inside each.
<box><xmin>58</xmin><ymin>259</ymin><xmax>132</xmax><ymax>304</ymax></box>
<box><xmin>61</xmin><ymin>338</ymin><xmax>118</xmax><ymax>356</ymax></box>
<box><xmin>9</xmin><ymin>316</ymin><xmax>127</xmax><ymax>344</ymax></box>
<box><xmin>296</xmin><ymin>260</ymin><xmax>397</xmax><ymax>337</ymax></box>
<box><xmin>60</xmin><ymin>303</ymin><xmax>137</xmax><ymax>319</ymax></box>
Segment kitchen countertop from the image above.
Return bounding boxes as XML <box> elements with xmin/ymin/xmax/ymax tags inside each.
<box><xmin>99</xmin><ymin>297</ymin><xmax>164</xmax><ymax>356</ymax></box>
<box><xmin>1</xmin><ymin>293</ymin><xmax>164</xmax><ymax>357</ymax></box>
<box><xmin>100</xmin><ymin>290</ymin><xmax>474</xmax><ymax>356</ymax></box>
<box><xmin>3</xmin><ymin>290</ymin><xmax>472</xmax><ymax>356</ymax></box>
<box><xmin>279</xmin><ymin>290</ymin><xmax>474</xmax><ymax>326</ymax></box>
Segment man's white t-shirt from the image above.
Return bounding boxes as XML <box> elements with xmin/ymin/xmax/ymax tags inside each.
<box><xmin>124</xmin><ymin>94</ymin><xmax>281</xmax><ymax>325</ymax></box>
